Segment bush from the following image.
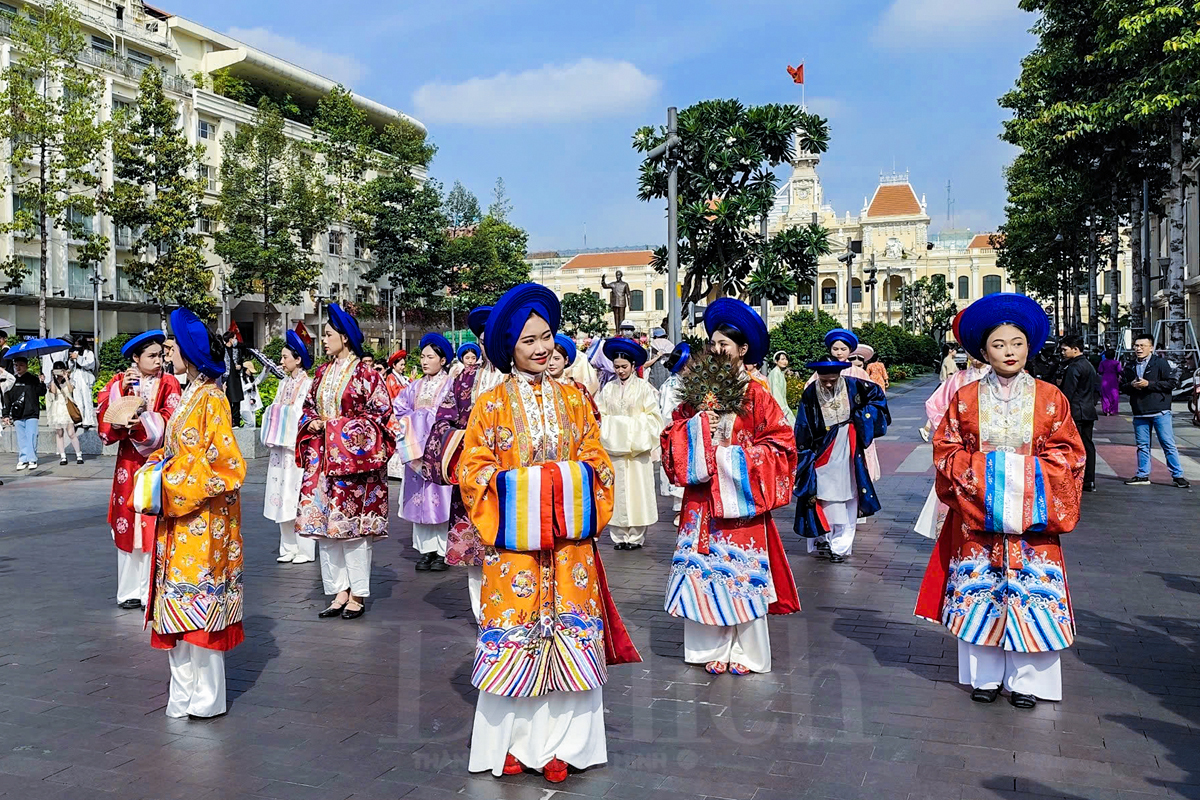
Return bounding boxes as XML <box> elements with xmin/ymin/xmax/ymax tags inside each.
<box><xmin>99</xmin><ymin>333</ymin><xmax>134</xmax><ymax>372</ymax></box>
<box><xmin>768</xmin><ymin>309</ymin><xmax>842</xmax><ymax>366</ymax></box>
<box><xmin>785</xmin><ymin>373</ymin><xmax>805</xmax><ymax>410</ymax></box>
<box><xmin>255</xmin><ymin>375</ymin><xmax>280</xmax><ymax>427</ymax></box>
<box><xmin>93</xmin><ymin>369</ymin><xmax>116</xmax><ymax>404</ymax></box>
<box><xmin>852</xmin><ymin>322</ymin><xmax>899</xmax><ymax>364</ymax></box>
<box><xmin>262</xmin><ymin>336</ymin><xmax>285</xmax><ymax>364</ymax></box>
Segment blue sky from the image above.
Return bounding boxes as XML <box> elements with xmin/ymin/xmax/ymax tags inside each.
<box><xmin>165</xmin><ymin>0</ymin><xmax>1037</xmax><ymax>251</ymax></box>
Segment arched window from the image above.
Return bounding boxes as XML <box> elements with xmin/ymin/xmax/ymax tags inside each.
<box><xmin>983</xmin><ymin>275</ymin><xmax>1002</xmax><ymax>295</ymax></box>
<box><xmin>958</xmin><ymin>275</ymin><xmax>969</xmax><ymax>300</ymax></box>
<box><xmin>654</xmin><ymin>288</ymin><xmax>664</xmax><ymax>310</ymax></box>
<box><xmin>629</xmin><ymin>289</ymin><xmax>644</xmax><ymax>311</ymax></box>
<box><xmin>798</xmin><ymin>283</ymin><xmax>813</xmax><ymax>304</ymax></box>
<box><xmin>821</xmin><ymin>279</ymin><xmax>837</xmax><ymax>306</ymax></box>
<box><xmin>851</xmin><ymin>278</ymin><xmax>862</xmax><ymax>304</ymax></box>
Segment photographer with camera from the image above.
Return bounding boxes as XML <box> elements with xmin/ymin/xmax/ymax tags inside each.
<box><xmin>45</xmin><ymin>360</ymin><xmax>83</xmax><ymax>465</ymax></box>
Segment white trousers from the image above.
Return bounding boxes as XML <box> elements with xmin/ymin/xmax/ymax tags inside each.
<box><xmin>116</xmin><ymin>547</ymin><xmax>151</xmax><ymax>604</ymax></box>
<box><xmin>468</xmin><ymin>688</ymin><xmax>606</xmax><ymax>776</ymax></box>
<box><xmin>609</xmin><ymin>526</ymin><xmax>647</xmax><ymax>546</ymax></box>
<box><xmin>683</xmin><ymin>617</ymin><xmax>772</xmax><ymax>673</ymax></box>
<box><xmin>278</xmin><ymin>521</ymin><xmax>316</xmax><ymax>561</ymax></box>
<box><xmin>319</xmin><ymin>538</ymin><xmax>373</xmax><ymax>597</ymax></box>
<box><xmin>166</xmin><ymin>642</ymin><xmax>226</xmax><ymax>718</ymax></box>
<box><xmin>815</xmin><ymin>495</ymin><xmax>859</xmax><ymax>556</ymax></box>
<box><xmin>468</xmin><ymin>565</ymin><xmax>483</xmax><ymax>624</ymax></box>
<box><xmin>413</xmin><ymin>522</ymin><xmax>448</xmax><ymax>556</ymax></box>
<box><xmin>958</xmin><ymin>640</ymin><xmax>1063</xmax><ymax>701</ymax></box>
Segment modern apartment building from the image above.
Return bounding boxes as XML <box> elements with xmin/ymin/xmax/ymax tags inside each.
<box><xmin>0</xmin><ymin>0</ymin><xmax>426</xmax><ymax>349</ymax></box>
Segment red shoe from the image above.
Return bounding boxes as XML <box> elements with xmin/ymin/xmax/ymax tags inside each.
<box><xmin>503</xmin><ymin>753</ymin><xmax>524</xmax><ymax>775</ymax></box>
<box><xmin>543</xmin><ymin>757</ymin><xmax>568</xmax><ymax>783</ymax></box>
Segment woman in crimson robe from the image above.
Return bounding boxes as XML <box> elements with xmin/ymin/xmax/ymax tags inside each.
<box><xmin>295</xmin><ymin>303</ymin><xmax>394</xmax><ymax>620</ymax></box>
<box><xmin>97</xmin><ymin>330</ymin><xmax>181</xmax><ymax>610</ymax></box>
<box><xmin>915</xmin><ymin>293</ymin><xmax>1085</xmax><ymax>710</ymax></box>
<box><xmin>660</xmin><ymin>298</ymin><xmax>800</xmax><ymax>676</ymax></box>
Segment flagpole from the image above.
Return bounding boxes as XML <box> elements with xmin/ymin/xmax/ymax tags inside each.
<box><xmin>801</xmin><ymin>61</ymin><xmax>806</xmax><ymax>110</ymax></box>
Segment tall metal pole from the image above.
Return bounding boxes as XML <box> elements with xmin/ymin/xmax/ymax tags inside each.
<box><xmin>759</xmin><ymin>215</ymin><xmax>769</xmax><ymax>324</ymax></box>
<box><xmin>845</xmin><ymin>249</ymin><xmax>854</xmax><ymax>330</ymax></box>
<box><xmin>90</xmin><ymin>262</ymin><xmax>101</xmax><ymax>367</ymax></box>
<box><xmin>1142</xmin><ymin>178</ymin><xmax>1151</xmax><ymax>333</ymax></box>
<box><xmin>667</xmin><ymin>107</ymin><xmax>681</xmax><ymax>344</ymax></box>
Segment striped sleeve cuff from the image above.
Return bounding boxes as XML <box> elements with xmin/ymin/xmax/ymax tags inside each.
<box><xmin>984</xmin><ymin>451</ymin><xmax>1048</xmax><ymax>535</ymax></box>
<box><xmin>684</xmin><ymin>413</ymin><xmax>714</xmax><ymax>485</ymax></box>
<box><xmin>495</xmin><ymin>466</ymin><xmax>556</xmax><ymax>551</ymax></box>
<box><xmin>551</xmin><ymin>461</ymin><xmax>597</xmax><ymax>542</ymax></box>
<box><xmin>130</xmin><ymin>412</ymin><xmax>165</xmax><ymax>457</ymax></box>
<box><xmin>710</xmin><ymin>445</ymin><xmax>759</xmax><ymax>519</ymax></box>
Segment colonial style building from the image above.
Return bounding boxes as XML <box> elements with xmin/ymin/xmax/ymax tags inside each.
<box><xmin>0</xmin><ymin>0</ymin><xmax>426</xmax><ymax>350</ymax></box>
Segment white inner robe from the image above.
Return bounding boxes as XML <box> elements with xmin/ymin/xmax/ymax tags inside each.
<box><xmin>469</xmin><ymin>688</ymin><xmax>606</xmax><ymax>776</ymax></box>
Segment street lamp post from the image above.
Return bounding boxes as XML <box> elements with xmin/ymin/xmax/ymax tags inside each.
<box><xmin>837</xmin><ymin>240</ymin><xmax>856</xmax><ymax>330</ymax></box>
<box><xmin>88</xmin><ymin>262</ymin><xmax>105</xmax><ymax>367</ymax></box>
<box><xmin>647</xmin><ymin>107</ymin><xmax>682</xmax><ymax>343</ymax></box>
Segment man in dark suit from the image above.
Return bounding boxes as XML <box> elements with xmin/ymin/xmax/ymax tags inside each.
<box><xmin>1120</xmin><ymin>333</ymin><xmax>1188</xmax><ymax>488</ymax></box>
<box><xmin>222</xmin><ymin>330</ymin><xmax>244</xmax><ymax>427</ymax></box>
<box><xmin>1058</xmin><ymin>335</ymin><xmax>1100</xmax><ymax>492</ymax></box>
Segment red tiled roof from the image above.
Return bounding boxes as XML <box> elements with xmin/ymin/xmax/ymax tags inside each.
<box><xmin>968</xmin><ymin>233</ymin><xmax>1000</xmax><ymax>250</ymax></box>
<box><xmin>562</xmin><ymin>250</ymin><xmax>655</xmax><ymax>270</ymax></box>
<box><xmin>866</xmin><ymin>184</ymin><xmax>922</xmax><ymax>218</ymax></box>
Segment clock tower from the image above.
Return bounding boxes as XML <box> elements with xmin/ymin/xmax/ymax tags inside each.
<box><xmin>785</xmin><ymin>132</ymin><xmax>824</xmax><ymax>224</ymax></box>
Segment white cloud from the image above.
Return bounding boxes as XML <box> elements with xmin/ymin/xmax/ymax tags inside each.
<box><xmin>412</xmin><ymin>58</ymin><xmax>660</xmax><ymax>125</ymax></box>
<box><xmin>871</xmin><ymin>0</ymin><xmax>1025</xmax><ymax>47</ymax></box>
<box><xmin>226</xmin><ymin>27</ymin><xmax>367</xmax><ymax>86</ymax></box>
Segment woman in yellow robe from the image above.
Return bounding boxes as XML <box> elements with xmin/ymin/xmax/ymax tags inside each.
<box><xmin>145</xmin><ymin>307</ymin><xmax>246</xmax><ymax>719</ymax></box>
<box><xmin>458</xmin><ymin>283</ymin><xmax>639</xmax><ymax>784</ymax></box>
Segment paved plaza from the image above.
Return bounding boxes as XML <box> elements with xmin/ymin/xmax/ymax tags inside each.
<box><xmin>1</xmin><ymin>375</ymin><xmax>1199</xmax><ymax>800</ymax></box>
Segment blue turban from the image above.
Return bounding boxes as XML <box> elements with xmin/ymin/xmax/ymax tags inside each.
<box><xmin>483</xmin><ymin>283</ymin><xmax>561</xmax><ymax>374</ymax></box>
<box><xmin>420</xmin><ymin>332</ymin><xmax>453</xmax><ymax>364</ymax></box>
<box><xmin>704</xmin><ymin>297</ymin><xmax>769</xmax><ymax>366</ymax></box>
<box><xmin>824</xmin><ymin>328</ymin><xmax>859</xmax><ymax>353</ymax></box>
<box><xmin>285</xmin><ymin>329</ymin><xmax>313</xmax><ymax>370</ymax></box>
<box><xmin>957</xmin><ymin>293</ymin><xmax>1050</xmax><ymax>363</ymax></box>
<box><xmin>456</xmin><ymin>342</ymin><xmax>481</xmax><ymax>363</ymax></box>
<box><xmin>169</xmin><ymin>308</ymin><xmax>224</xmax><ymax>379</ymax></box>
<box><xmin>327</xmin><ymin>303</ymin><xmax>365</xmax><ymax>358</ymax></box>
<box><xmin>665</xmin><ymin>342</ymin><xmax>691</xmax><ymax>374</ymax></box>
<box><xmin>121</xmin><ymin>329</ymin><xmax>165</xmax><ymax>359</ymax></box>
<box><xmin>807</xmin><ymin>360</ymin><xmax>852</xmax><ymax>375</ymax></box>
<box><xmin>468</xmin><ymin>306</ymin><xmax>492</xmax><ymax>338</ymax></box>
<box><xmin>553</xmin><ymin>334</ymin><xmax>577</xmax><ymax>366</ymax></box>
<box><xmin>603</xmin><ymin>336</ymin><xmax>647</xmax><ymax>369</ymax></box>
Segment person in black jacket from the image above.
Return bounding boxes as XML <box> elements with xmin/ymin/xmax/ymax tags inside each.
<box><xmin>1120</xmin><ymin>333</ymin><xmax>1189</xmax><ymax>488</ymax></box>
<box><xmin>221</xmin><ymin>330</ymin><xmax>244</xmax><ymax>427</ymax></box>
<box><xmin>1058</xmin><ymin>335</ymin><xmax>1100</xmax><ymax>491</ymax></box>
<box><xmin>2</xmin><ymin>356</ymin><xmax>46</xmax><ymax>470</ymax></box>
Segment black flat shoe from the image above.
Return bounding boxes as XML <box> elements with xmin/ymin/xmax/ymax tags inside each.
<box><xmin>118</xmin><ymin>599</ymin><xmax>141</xmax><ymax>610</ymax></box>
<box><xmin>971</xmin><ymin>687</ymin><xmax>1000</xmax><ymax>703</ymax></box>
<box><xmin>1008</xmin><ymin>692</ymin><xmax>1037</xmax><ymax>709</ymax></box>
<box><xmin>415</xmin><ymin>552</ymin><xmax>434</xmax><ymax>571</ymax></box>
<box><xmin>829</xmin><ymin>553</ymin><xmax>846</xmax><ymax>564</ymax></box>
<box><xmin>341</xmin><ymin>604</ymin><xmax>365</xmax><ymax>619</ymax></box>
<box><xmin>75</xmin><ymin>457</ymin><xmax>84</xmax><ymax>465</ymax></box>
<box><xmin>59</xmin><ymin>457</ymin><xmax>68</xmax><ymax>466</ymax></box>
<box><xmin>628</xmin><ymin>543</ymin><xmax>643</xmax><ymax>550</ymax></box>
<box><xmin>1082</xmin><ymin>483</ymin><xmax>1096</xmax><ymax>492</ymax></box>
<box><xmin>319</xmin><ymin>602</ymin><xmax>347</xmax><ymax>618</ymax></box>
<box><xmin>429</xmin><ymin>555</ymin><xmax>448</xmax><ymax>572</ymax></box>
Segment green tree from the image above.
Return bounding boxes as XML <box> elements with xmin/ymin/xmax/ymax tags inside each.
<box><xmin>560</xmin><ymin>291</ymin><xmax>609</xmax><ymax>336</ymax></box>
<box><xmin>446</xmin><ymin>215</ymin><xmax>531</xmax><ymax>312</ymax></box>
<box><xmin>772</xmin><ymin>223</ymin><xmax>833</xmax><ymax>305</ymax></box>
<box><xmin>488</xmin><ymin>177</ymin><xmax>513</xmax><ymax>222</ymax></box>
<box><xmin>312</xmin><ymin>85</ymin><xmax>372</xmax><ymax>232</ymax></box>
<box><xmin>361</xmin><ymin>174</ymin><xmax>448</xmax><ymax>310</ymax></box>
<box><xmin>746</xmin><ymin>258</ymin><xmax>797</xmax><ymax>308</ymax></box>
<box><xmin>444</xmin><ymin>181</ymin><xmax>482</xmax><ymax>229</ymax></box>
<box><xmin>634</xmin><ymin>99</ymin><xmax>830</xmax><ymax>303</ymax></box>
<box><xmin>0</xmin><ymin>0</ymin><xmax>112</xmax><ymax>336</ymax></box>
<box><xmin>106</xmin><ymin>67</ymin><xmax>215</xmax><ymax>326</ymax></box>
<box><xmin>900</xmin><ymin>276</ymin><xmax>957</xmax><ymax>343</ymax></box>
<box><xmin>215</xmin><ymin>98</ymin><xmax>329</xmax><ymax>335</ymax></box>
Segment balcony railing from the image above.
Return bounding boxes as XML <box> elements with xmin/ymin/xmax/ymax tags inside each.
<box><xmin>76</xmin><ymin>47</ymin><xmax>193</xmax><ymax>93</ymax></box>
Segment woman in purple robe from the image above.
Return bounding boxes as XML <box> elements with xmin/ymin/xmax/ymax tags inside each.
<box><xmin>1098</xmin><ymin>349</ymin><xmax>1121</xmax><ymax>416</ymax></box>
<box><xmin>394</xmin><ymin>333</ymin><xmax>455</xmax><ymax>571</ymax></box>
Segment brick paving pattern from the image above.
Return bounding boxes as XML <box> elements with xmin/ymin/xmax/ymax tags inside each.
<box><xmin>1</xmin><ymin>373</ymin><xmax>1198</xmax><ymax>800</ymax></box>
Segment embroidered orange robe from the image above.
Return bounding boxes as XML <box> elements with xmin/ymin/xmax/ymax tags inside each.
<box><xmin>914</xmin><ymin>375</ymin><xmax>1084</xmax><ymax>652</ymax></box>
<box><xmin>146</xmin><ymin>379</ymin><xmax>247</xmax><ymax>651</ymax></box>
<box><xmin>459</xmin><ymin>375</ymin><xmax>639</xmax><ymax>697</ymax></box>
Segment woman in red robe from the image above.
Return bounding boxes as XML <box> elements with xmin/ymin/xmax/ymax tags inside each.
<box><xmin>660</xmin><ymin>298</ymin><xmax>800</xmax><ymax>676</ymax></box>
<box><xmin>915</xmin><ymin>293</ymin><xmax>1085</xmax><ymax>710</ymax></box>
<box><xmin>97</xmin><ymin>330</ymin><xmax>181</xmax><ymax>610</ymax></box>
<box><xmin>295</xmin><ymin>303</ymin><xmax>394</xmax><ymax>620</ymax></box>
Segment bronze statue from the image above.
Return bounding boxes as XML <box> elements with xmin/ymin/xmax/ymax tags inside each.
<box><xmin>601</xmin><ymin>270</ymin><xmax>632</xmax><ymax>330</ymax></box>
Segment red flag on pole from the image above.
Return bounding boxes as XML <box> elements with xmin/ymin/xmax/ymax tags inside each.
<box><xmin>787</xmin><ymin>63</ymin><xmax>804</xmax><ymax>84</ymax></box>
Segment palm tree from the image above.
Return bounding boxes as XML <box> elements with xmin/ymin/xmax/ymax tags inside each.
<box><xmin>747</xmin><ymin>256</ymin><xmax>798</xmax><ymax>310</ymax></box>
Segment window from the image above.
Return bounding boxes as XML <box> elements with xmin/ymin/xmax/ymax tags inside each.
<box><xmin>654</xmin><ymin>288</ymin><xmax>664</xmax><ymax>311</ymax></box>
<box><xmin>16</xmin><ymin>256</ymin><xmax>39</xmax><ymax>294</ymax></box>
<box><xmin>112</xmin><ymin>97</ymin><xmax>133</xmax><ymax>114</ymax></box>
<box><xmin>356</xmin><ymin>286</ymin><xmax>372</xmax><ymax>304</ymax></box>
<box><xmin>851</xmin><ymin>278</ymin><xmax>862</xmax><ymax>304</ymax></box>
<box><xmin>328</xmin><ymin>231</ymin><xmax>344</xmax><ymax>255</ymax></box>
<box><xmin>822</xmin><ymin>283</ymin><xmax>837</xmax><ymax>305</ymax></box>
<box><xmin>0</xmin><ymin>3</ymin><xmax>18</xmax><ymax>17</ymax></box>
<box><xmin>11</xmin><ymin>194</ymin><xmax>37</xmax><ymax>237</ymax></box>
<box><xmin>202</xmin><ymin>165</ymin><xmax>216</xmax><ymax>192</ymax></box>
<box><xmin>67</xmin><ymin>206</ymin><xmax>94</xmax><ymax>236</ymax></box>
<box><xmin>116</xmin><ymin>266</ymin><xmax>143</xmax><ymax>302</ymax></box>
<box><xmin>353</xmin><ymin>235</ymin><xmax>365</xmax><ymax>260</ymax></box>
<box><xmin>958</xmin><ymin>275</ymin><xmax>969</xmax><ymax>300</ymax></box>
<box><xmin>629</xmin><ymin>289</ymin><xmax>644</xmax><ymax>312</ymax></box>
<box><xmin>197</xmin><ymin>119</ymin><xmax>213</xmax><ymax>140</ymax></box>
<box><xmin>91</xmin><ymin>36</ymin><xmax>113</xmax><ymax>54</ymax></box>
<box><xmin>982</xmin><ymin>275</ymin><xmax>1002</xmax><ymax>295</ymax></box>
<box><xmin>115</xmin><ymin>226</ymin><xmax>132</xmax><ymax>247</ymax></box>
<box><xmin>126</xmin><ymin>48</ymin><xmax>152</xmax><ymax>68</ymax></box>
<box><xmin>798</xmin><ymin>283</ymin><xmax>812</xmax><ymax>305</ymax></box>
<box><xmin>68</xmin><ymin>260</ymin><xmax>91</xmax><ymax>299</ymax></box>
<box><xmin>196</xmin><ymin>217</ymin><xmax>213</xmax><ymax>235</ymax></box>
<box><xmin>1104</xmin><ymin>270</ymin><xmax>1121</xmax><ymax>294</ymax></box>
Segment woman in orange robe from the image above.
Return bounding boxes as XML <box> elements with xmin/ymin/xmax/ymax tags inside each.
<box><xmin>145</xmin><ymin>308</ymin><xmax>246</xmax><ymax>719</ymax></box>
<box><xmin>458</xmin><ymin>284</ymin><xmax>639</xmax><ymax>784</ymax></box>
<box><xmin>915</xmin><ymin>294</ymin><xmax>1084</xmax><ymax>710</ymax></box>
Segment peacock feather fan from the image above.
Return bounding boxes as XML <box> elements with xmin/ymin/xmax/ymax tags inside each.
<box><xmin>678</xmin><ymin>351</ymin><xmax>750</xmax><ymax>416</ymax></box>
